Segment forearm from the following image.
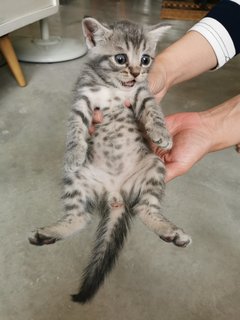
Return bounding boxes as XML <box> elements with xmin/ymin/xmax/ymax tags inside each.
<box><xmin>199</xmin><ymin>95</ymin><xmax>240</xmax><ymax>152</ymax></box>
<box><xmin>149</xmin><ymin>1</ymin><xmax>240</xmax><ymax>97</ymax></box>
<box><xmin>150</xmin><ymin>31</ymin><xmax>217</xmax><ymax>93</ymax></box>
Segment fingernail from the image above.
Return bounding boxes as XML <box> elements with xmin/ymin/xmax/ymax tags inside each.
<box><xmin>96</xmin><ymin>113</ymin><xmax>103</xmax><ymax>122</ymax></box>
<box><xmin>124</xmin><ymin>99</ymin><xmax>131</xmax><ymax>108</ymax></box>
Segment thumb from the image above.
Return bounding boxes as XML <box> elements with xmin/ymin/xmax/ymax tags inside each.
<box><xmin>92</xmin><ymin>109</ymin><xmax>103</xmax><ymax>123</ymax></box>
<box><xmin>148</xmin><ymin>61</ymin><xmax>167</xmax><ymax>101</ymax></box>
<box><xmin>165</xmin><ymin>162</ymin><xmax>187</xmax><ymax>183</ymax></box>
<box><xmin>148</xmin><ymin>71</ymin><xmax>163</xmax><ymax>96</ymax></box>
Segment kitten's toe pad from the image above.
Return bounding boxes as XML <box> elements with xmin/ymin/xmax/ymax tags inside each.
<box><xmin>29</xmin><ymin>229</ymin><xmax>60</xmax><ymax>246</ymax></box>
<box><xmin>160</xmin><ymin>229</ymin><xmax>192</xmax><ymax>247</ymax></box>
<box><xmin>153</xmin><ymin>137</ymin><xmax>173</xmax><ymax>150</ymax></box>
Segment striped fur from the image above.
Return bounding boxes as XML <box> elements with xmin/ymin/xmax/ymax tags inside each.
<box><xmin>72</xmin><ymin>194</ymin><xmax>132</xmax><ymax>303</ymax></box>
<box><xmin>29</xmin><ymin>18</ymin><xmax>191</xmax><ymax>303</ymax></box>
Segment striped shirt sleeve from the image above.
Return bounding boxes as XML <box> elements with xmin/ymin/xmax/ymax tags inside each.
<box><xmin>189</xmin><ymin>0</ymin><xmax>240</xmax><ymax>69</ymax></box>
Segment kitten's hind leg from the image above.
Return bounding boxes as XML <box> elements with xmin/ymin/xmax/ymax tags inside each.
<box><xmin>123</xmin><ymin>155</ymin><xmax>191</xmax><ymax>247</ymax></box>
<box><xmin>29</xmin><ymin>171</ymin><xmax>101</xmax><ymax>246</ymax></box>
<box><xmin>29</xmin><ymin>213</ymin><xmax>91</xmax><ymax>246</ymax></box>
<box><xmin>135</xmin><ymin>204</ymin><xmax>191</xmax><ymax>247</ymax></box>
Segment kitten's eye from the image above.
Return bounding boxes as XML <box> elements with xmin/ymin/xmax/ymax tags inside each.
<box><xmin>114</xmin><ymin>54</ymin><xmax>127</xmax><ymax>65</ymax></box>
<box><xmin>141</xmin><ymin>54</ymin><xmax>151</xmax><ymax>66</ymax></box>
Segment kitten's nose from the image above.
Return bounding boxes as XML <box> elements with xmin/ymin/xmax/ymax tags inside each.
<box><xmin>129</xmin><ymin>67</ymin><xmax>140</xmax><ymax>78</ymax></box>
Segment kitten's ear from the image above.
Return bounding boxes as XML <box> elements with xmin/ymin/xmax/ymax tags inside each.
<box><xmin>82</xmin><ymin>17</ymin><xmax>112</xmax><ymax>48</ymax></box>
<box><xmin>146</xmin><ymin>23</ymin><xmax>171</xmax><ymax>43</ymax></box>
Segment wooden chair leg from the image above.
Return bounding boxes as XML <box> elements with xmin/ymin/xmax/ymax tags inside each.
<box><xmin>0</xmin><ymin>35</ymin><xmax>26</xmax><ymax>87</ymax></box>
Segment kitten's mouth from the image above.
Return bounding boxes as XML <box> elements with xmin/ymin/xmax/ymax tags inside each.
<box><xmin>121</xmin><ymin>80</ymin><xmax>135</xmax><ymax>88</ymax></box>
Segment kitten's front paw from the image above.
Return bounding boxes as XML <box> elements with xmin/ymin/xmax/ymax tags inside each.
<box><xmin>29</xmin><ymin>228</ymin><xmax>61</xmax><ymax>246</ymax></box>
<box><xmin>146</xmin><ymin>125</ymin><xmax>173</xmax><ymax>150</ymax></box>
<box><xmin>65</xmin><ymin>141</ymin><xmax>87</xmax><ymax>171</ymax></box>
<box><xmin>152</xmin><ymin>134</ymin><xmax>173</xmax><ymax>150</ymax></box>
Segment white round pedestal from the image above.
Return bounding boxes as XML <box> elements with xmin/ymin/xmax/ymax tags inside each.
<box><xmin>13</xmin><ymin>36</ymin><xmax>87</xmax><ymax>63</ymax></box>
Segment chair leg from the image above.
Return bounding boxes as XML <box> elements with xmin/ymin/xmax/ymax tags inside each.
<box><xmin>0</xmin><ymin>35</ymin><xmax>26</xmax><ymax>87</ymax></box>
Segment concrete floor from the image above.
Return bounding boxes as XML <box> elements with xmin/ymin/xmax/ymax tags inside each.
<box><xmin>0</xmin><ymin>1</ymin><xmax>240</xmax><ymax>319</ymax></box>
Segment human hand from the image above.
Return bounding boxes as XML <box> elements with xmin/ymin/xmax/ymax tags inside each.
<box><xmin>153</xmin><ymin>112</ymin><xmax>213</xmax><ymax>182</ymax></box>
<box><xmin>90</xmin><ymin>107</ymin><xmax>213</xmax><ymax>183</ymax></box>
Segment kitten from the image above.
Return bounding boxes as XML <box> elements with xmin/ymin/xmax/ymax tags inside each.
<box><xmin>29</xmin><ymin>18</ymin><xmax>191</xmax><ymax>303</ymax></box>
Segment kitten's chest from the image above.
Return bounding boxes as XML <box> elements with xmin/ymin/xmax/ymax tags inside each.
<box><xmin>88</xmin><ymin>101</ymin><xmax>144</xmax><ymax>172</ymax></box>
<box><xmin>82</xmin><ymin>86</ymin><xmax>132</xmax><ymax>110</ymax></box>
<box><xmin>85</xmin><ymin>86</ymin><xmax>146</xmax><ymax>171</ymax></box>
<box><xmin>94</xmin><ymin>105</ymin><xmax>136</xmax><ymax>140</ymax></box>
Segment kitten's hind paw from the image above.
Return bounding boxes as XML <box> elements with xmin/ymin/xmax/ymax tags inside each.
<box><xmin>28</xmin><ymin>229</ymin><xmax>60</xmax><ymax>246</ymax></box>
<box><xmin>160</xmin><ymin>229</ymin><xmax>192</xmax><ymax>248</ymax></box>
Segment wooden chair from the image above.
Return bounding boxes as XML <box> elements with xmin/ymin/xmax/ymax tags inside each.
<box><xmin>0</xmin><ymin>35</ymin><xmax>26</xmax><ymax>87</ymax></box>
<box><xmin>0</xmin><ymin>0</ymin><xmax>59</xmax><ymax>87</ymax></box>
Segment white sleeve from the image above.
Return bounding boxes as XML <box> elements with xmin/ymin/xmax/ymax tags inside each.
<box><xmin>189</xmin><ymin>0</ymin><xmax>240</xmax><ymax>69</ymax></box>
<box><xmin>189</xmin><ymin>17</ymin><xmax>235</xmax><ymax>69</ymax></box>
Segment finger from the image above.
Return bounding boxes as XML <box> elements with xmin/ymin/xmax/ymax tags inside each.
<box><xmin>148</xmin><ymin>72</ymin><xmax>160</xmax><ymax>95</ymax></box>
<box><xmin>164</xmin><ymin>162</ymin><xmax>188</xmax><ymax>183</ymax></box>
<box><xmin>88</xmin><ymin>125</ymin><xmax>95</xmax><ymax>135</ymax></box>
<box><xmin>150</xmin><ymin>141</ymin><xmax>168</xmax><ymax>159</ymax></box>
<box><xmin>164</xmin><ymin>163</ymin><xmax>180</xmax><ymax>183</ymax></box>
<box><xmin>124</xmin><ymin>99</ymin><xmax>132</xmax><ymax>108</ymax></box>
<box><xmin>164</xmin><ymin>114</ymin><xmax>180</xmax><ymax>133</ymax></box>
<box><xmin>92</xmin><ymin>109</ymin><xmax>103</xmax><ymax>123</ymax></box>
<box><xmin>148</xmin><ymin>64</ymin><xmax>165</xmax><ymax>93</ymax></box>
<box><xmin>154</xmin><ymin>92</ymin><xmax>165</xmax><ymax>103</ymax></box>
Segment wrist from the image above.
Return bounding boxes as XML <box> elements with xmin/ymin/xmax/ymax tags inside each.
<box><xmin>198</xmin><ymin>111</ymin><xmax>218</xmax><ymax>153</ymax></box>
<box><xmin>199</xmin><ymin>95</ymin><xmax>240</xmax><ymax>152</ymax></box>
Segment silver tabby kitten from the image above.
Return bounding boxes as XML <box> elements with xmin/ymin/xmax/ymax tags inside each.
<box><xmin>29</xmin><ymin>18</ymin><xmax>191</xmax><ymax>303</ymax></box>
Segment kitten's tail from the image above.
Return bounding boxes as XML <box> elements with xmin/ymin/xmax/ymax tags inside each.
<box><xmin>71</xmin><ymin>199</ymin><xmax>131</xmax><ymax>304</ymax></box>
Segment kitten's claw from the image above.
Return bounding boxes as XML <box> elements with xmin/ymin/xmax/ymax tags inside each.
<box><xmin>160</xmin><ymin>229</ymin><xmax>192</xmax><ymax>247</ymax></box>
<box><xmin>146</xmin><ymin>125</ymin><xmax>173</xmax><ymax>150</ymax></box>
<box><xmin>152</xmin><ymin>137</ymin><xmax>173</xmax><ymax>150</ymax></box>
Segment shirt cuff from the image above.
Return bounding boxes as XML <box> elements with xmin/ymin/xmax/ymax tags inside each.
<box><xmin>189</xmin><ymin>17</ymin><xmax>236</xmax><ymax>69</ymax></box>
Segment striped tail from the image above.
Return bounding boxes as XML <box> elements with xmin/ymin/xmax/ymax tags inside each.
<box><xmin>71</xmin><ymin>203</ymin><xmax>131</xmax><ymax>303</ymax></box>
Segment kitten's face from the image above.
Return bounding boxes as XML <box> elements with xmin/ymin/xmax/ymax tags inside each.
<box><xmin>82</xmin><ymin>18</ymin><xmax>170</xmax><ymax>91</ymax></box>
<box><xmin>106</xmin><ymin>36</ymin><xmax>154</xmax><ymax>90</ymax></box>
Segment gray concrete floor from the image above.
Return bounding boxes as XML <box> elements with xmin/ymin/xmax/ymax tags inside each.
<box><xmin>0</xmin><ymin>1</ymin><xmax>240</xmax><ymax>319</ymax></box>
